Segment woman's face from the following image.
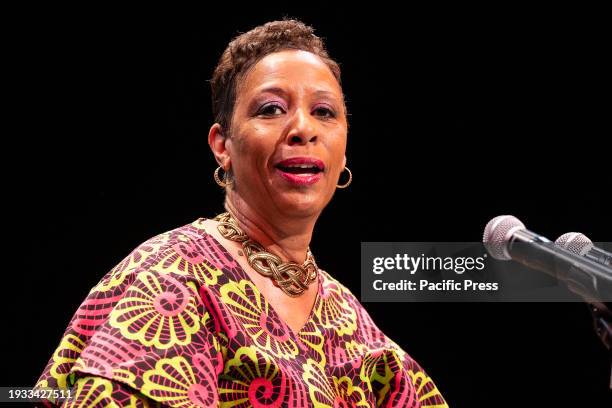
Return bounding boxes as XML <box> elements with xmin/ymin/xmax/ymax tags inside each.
<box><xmin>225</xmin><ymin>50</ymin><xmax>348</xmax><ymax>220</ymax></box>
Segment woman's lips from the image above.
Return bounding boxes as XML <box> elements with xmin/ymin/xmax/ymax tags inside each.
<box><xmin>274</xmin><ymin>157</ymin><xmax>325</xmax><ymax>186</ymax></box>
<box><xmin>275</xmin><ymin>168</ymin><xmax>323</xmax><ymax>185</ymax></box>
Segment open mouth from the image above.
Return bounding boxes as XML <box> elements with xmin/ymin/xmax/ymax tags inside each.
<box><xmin>274</xmin><ymin>157</ymin><xmax>325</xmax><ymax>185</ymax></box>
<box><xmin>275</xmin><ymin>164</ymin><xmax>323</xmax><ymax>175</ymax></box>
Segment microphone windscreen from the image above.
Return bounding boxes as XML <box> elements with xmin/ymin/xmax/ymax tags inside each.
<box><xmin>555</xmin><ymin>232</ymin><xmax>593</xmax><ymax>256</ymax></box>
<box><xmin>483</xmin><ymin>215</ymin><xmax>526</xmax><ymax>260</ymax></box>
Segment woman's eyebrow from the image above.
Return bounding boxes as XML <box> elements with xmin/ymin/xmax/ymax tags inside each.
<box><xmin>253</xmin><ymin>86</ymin><xmax>339</xmax><ymax>100</ymax></box>
<box><xmin>312</xmin><ymin>89</ymin><xmax>342</xmax><ymax>103</ymax></box>
<box><xmin>313</xmin><ymin>89</ymin><xmax>336</xmax><ymax>98</ymax></box>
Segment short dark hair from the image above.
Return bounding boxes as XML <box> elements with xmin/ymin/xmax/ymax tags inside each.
<box><xmin>210</xmin><ymin>19</ymin><xmax>342</xmax><ymax>133</ymax></box>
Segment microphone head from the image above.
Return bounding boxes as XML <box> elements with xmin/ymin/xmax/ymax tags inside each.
<box><xmin>555</xmin><ymin>232</ymin><xmax>594</xmax><ymax>256</ymax></box>
<box><xmin>483</xmin><ymin>215</ymin><xmax>526</xmax><ymax>260</ymax></box>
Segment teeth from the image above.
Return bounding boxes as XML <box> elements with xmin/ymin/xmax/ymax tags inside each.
<box><xmin>285</xmin><ymin>164</ymin><xmax>317</xmax><ymax>169</ymax></box>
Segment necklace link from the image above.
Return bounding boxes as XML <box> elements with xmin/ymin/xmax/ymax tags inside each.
<box><xmin>214</xmin><ymin>212</ymin><xmax>319</xmax><ymax>297</ymax></box>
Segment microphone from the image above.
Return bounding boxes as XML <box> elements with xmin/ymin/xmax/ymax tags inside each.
<box><xmin>483</xmin><ymin>215</ymin><xmax>612</xmax><ymax>300</ymax></box>
<box><xmin>554</xmin><ymin>235</ymin><xmax>612</xmax><ymax>375</ymax></box>
<box><xmin>555</xmin><ymin>232</ymin><xmax>612</xmax><ymax>267</ymax></box>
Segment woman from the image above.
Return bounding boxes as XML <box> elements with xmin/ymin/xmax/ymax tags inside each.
<box><xmin>36</xmin><ymin>20</ymin><xmax>448</xmax><ymax>407</ymax></box>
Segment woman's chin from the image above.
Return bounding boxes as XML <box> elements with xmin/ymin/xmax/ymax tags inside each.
<box><xmin>274</xmin><ymin>192</ymin><xmax>327</xmax><ymax>218</ymax></box>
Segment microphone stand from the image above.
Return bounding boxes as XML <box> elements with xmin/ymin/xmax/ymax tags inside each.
<box><xmin>586</xmin><ymin>301</ymin><xmax>612</xmax><ymax>389</ymax></box>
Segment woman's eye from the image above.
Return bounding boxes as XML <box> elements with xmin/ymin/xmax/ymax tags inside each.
<box><xmin>313</xmin><ymin>106</ymin><xmax>336</xmax><ymax>119</ymax></box>
<box><xmin>257</xmin><ymin>103</ymin><xmax>285</xmax><ymax>116</ymax></box>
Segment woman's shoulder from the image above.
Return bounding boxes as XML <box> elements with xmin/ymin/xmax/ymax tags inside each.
<box><xmin>90</xmin><ymin>217</ymin><xmax>226</xmax><ymax>293</ymax></box>
<box><xmin>317</xmin><ymin>269</ymin><xmax>404</xmax><ymax>350</ymax></box>
<box><xmin>35</xmin><ymin>218</ymin><xmax>225</xmax><ymax>405</ymax></box>
<box><xmin>317</xmin><ymin>269</ymin><xmax>385</xmax><ymax>336</ymax></box>
<box><xmin>318</xmin><ymin>269</ymin><xmax>362</xmax><ymax>307</ymax></box>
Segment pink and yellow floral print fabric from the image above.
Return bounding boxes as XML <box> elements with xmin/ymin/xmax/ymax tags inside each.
<box><xmin>36</xmin><ymin>218</ymin><xmax>447</xmax><ymax>407</ymax></box>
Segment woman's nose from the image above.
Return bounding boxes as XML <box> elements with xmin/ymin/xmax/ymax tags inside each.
<box><xmin>285</xmin><ymin>108</ymin><xmax>318</xmax><ymax>145</ymax></box>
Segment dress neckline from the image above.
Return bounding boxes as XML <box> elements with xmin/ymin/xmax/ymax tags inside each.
<box><xmin>196</xmin><ymin>217</ymin><xmax>323</xmax><ymax>339</ymax></box>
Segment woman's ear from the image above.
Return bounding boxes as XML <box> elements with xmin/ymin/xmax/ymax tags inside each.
<box><xmin>342</xmin><ymin>155</ymin><xmax>347</xmax><ymax>169</ymax></box>
<box><xmin>208</xmin><ymin>123</ymin><xmax>231</xmax><ymax>170</ymax></box>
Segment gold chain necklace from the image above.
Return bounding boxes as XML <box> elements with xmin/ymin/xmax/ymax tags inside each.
<box><xmin>213</xmin><ymin>212</ymin><xmax>319</xmax><ymax>297</ymax></box>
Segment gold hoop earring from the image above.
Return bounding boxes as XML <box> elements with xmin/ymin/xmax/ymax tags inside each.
<box><xmin>214</xmin><ymin>166</ymin><xmax>232</xmax><ymax>188</ymax></box>
<box><xmin>336</xmin><ymin>166</ymin><xmax>352</xmax><ymax>189</ymax></box>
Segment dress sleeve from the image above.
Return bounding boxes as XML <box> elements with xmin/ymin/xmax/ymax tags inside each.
<box><xmin>56</xmin><ymin>375</ymin><xmax>161</xmax><ymax>407</ymax></box>
<box><xmin>36</xmin><ymin>229</ymin><xmax>225</xmax><ymax>407</ymax></box>
<box><xmin>329</xmin><ymin>272</ymin><xmax>449</xmax><ymax>407</ymax></box>
<box><xmin>400</xmin><ymin>354</ymin><xmax>448</xmax><ymax>407</ymax></box>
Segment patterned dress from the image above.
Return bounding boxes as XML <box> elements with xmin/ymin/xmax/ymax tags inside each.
<box><xmin>36</xmin><ymin>218</ymin><xmax>448</xmax><ymax>407</ymax></box>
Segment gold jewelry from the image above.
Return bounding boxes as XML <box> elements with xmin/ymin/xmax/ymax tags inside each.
<box><xmin>336</xmin><ymin>166</ymin><xmax>352</xmax><ymax>189</ymax></box>
<box><xmin>214</xmin><ymin>166</ymin><xmax>232</xmax><ymax>188</ymax></box>
<box><xmin>213</xmin><ymin>211</ymin><xmax>318</xmax><ymax>297</ymax></box>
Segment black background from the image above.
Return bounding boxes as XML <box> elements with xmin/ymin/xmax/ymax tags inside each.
<box><xmin>4</xmin><ymin>5</ymin><xmax>611</xmax><ymax>407</ymax></box>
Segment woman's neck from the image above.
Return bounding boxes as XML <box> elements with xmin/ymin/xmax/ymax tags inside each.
<box><xmin>224</xmin><ymin>193</ymin><xmax>317</xmax><ymax>264</ymax></box>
